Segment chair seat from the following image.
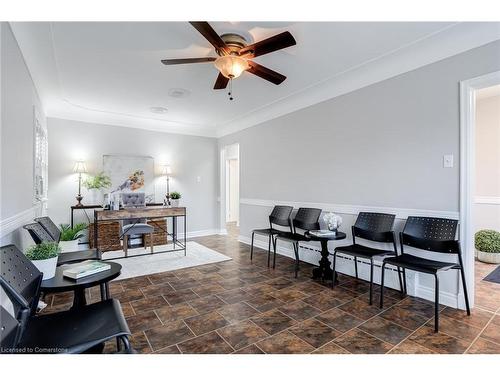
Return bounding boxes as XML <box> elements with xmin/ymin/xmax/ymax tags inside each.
<box><xmin>122</xmin><ymin>223</ymin><xmax>154</xmax><ymax>236</ymax></box>
<box><xmin>333</xmin><ymin>244</ymin><xmax>395</xmax><ymax>259</ymax></box>
<box><xmin>383</xmin><ymin>254</ymin><xmax>459</xmax><ymax>274</ymax></box>
<box><xmin>275</xmin><ymin>232</ymin><xmax>309</xmax><ymax>243</ymax></box>
<box><xmin>57</xmin><ymin>249</ymin><xmax>100</xmax><ymax>266</ymax></box>
<box><xmin>253</xmin><ymin>228</ymin><xmax>290</xmax><ymax>236</ymax></box>
<box><xmin>19</xmin><ymin>299</ymin><xmax>130</xmax><ymax>354</ymax></box>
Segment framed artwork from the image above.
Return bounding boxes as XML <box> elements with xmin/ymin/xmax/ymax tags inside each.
<box><xmin>103</xmin><ymin>155</ymin><xmax>155</xmax><ymax>202</ymax></box>
<box><xmin>33</xmin><ymin>106</ymin><xmax>48</xmax><ymax>205</ymax></box>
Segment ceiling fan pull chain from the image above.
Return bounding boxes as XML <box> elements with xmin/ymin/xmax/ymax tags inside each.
<box><xmin>228</xmin><ymin>78</ymin><xmax>234</xmax><ymax>101</ymax></box>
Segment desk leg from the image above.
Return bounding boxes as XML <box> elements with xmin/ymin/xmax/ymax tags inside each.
<box><xmin>94</xmin><ymin>211</ymin><xmax>98</xmax><ymax>251</ymax></box>
<box><xmin>71</xmin><ymin>208</ymin><xmax>74</xmax><ymax>229</ymax></box>
<box><xmin>173</xmin><ymin>217</ymin><xmax>177</xmax><ymax>249</ymax></box>
<box><xmin>184</xmin><ymin>214</ymin><xmax>187</xmax><ymax>256</ymax></box>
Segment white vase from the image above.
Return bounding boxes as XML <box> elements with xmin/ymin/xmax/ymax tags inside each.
<box><xmin>171</xmin><ymin>199</ymin><xmax>180</xmax><ymax>207</ymax></box>
<box><xmin>477</xmin><ymin>250</ymin><xmax>500</xmax><ymax>264</ymax></box>
<box><xmin>32</xmin><ymin>256</ymin><xmax>58</xmax><ymax>280</ymax></box>
<box><xmin>87</xmin><ymin>189</ymin><xmax>104</xmax><ymax>205</ymax></box>
<box><xmin>59</xmin><ymin>239</ymin><xmax>80</xmax><ymax>253</ymax></box>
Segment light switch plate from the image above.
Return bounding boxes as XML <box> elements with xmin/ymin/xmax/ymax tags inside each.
<box><xmin>443</xmin><ymin>154</ymin><xmax>454</xmax><ymax>168</ymax></box>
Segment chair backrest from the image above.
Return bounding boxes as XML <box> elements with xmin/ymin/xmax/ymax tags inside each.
<box><xmin>401</xmin><ymin>216</ymin><xmax>459</xmax><ymax>254</ymax></box>
<box><xmin>293</xmin><ymin>208</ymin><xmax>322</xmax><ymax>232</ymax></box>
<box><xmin>23</xmin><ymin>222</ymin><xmax>54</xmax><ymax>244</ymax></box>
<box><xmin>0</xmin><ymin>245</ymin><xmax>43</xmax><ymax>317</ymax></box>
<box><xmin>34</xmin><ymin>216</ymin><xmax>61</xmax><ymax>243</ymax></box>
<box><xmin>0</xmin><ymin>305</ymin><xmax>22</xmax><ymax>350</ymax></box>
<box><xmin>121</xmin><ymin>192</ymin><xmax>146</xmax><ymax>226</ymax></box>
<box><xmin>269</xmin><ymin>205</ymin><xmax>293</xmax><ymax>228</ymax></box>
<box><xmin>353</xmin><ymin>212</ymin><xmax>396</xmax><ymax>243</ymax></box>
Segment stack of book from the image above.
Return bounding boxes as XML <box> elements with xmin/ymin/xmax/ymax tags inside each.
<box><xmin>63</xmin><ymin>260</ymin><xmax>111</xmax><ymax>279</ymax></box>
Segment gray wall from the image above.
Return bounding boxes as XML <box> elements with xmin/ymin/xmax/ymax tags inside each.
<box><xmin>219</xmin><ymin>40</ymin><xmax>500</xmax><ymax>308</ymax></box>
<box><xmin>0</xmin><ymin>22</ymin><xmax>45</xmax><ymax>248</ymax></box>
<box><xmin>47</xmin><ymin>118</ymin><xmax>219</xmax><ymax>235</ymax></box>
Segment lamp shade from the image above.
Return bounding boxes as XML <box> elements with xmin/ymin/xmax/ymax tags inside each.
<box><xmin>73</xmin><ymin>161</ymin><xmax>87</xmax><ymax>173</ymax></box>
<box><xmin>162</xmin><ymin>165</ymin><xmax>172</xmax><ymax>175</ymax></box>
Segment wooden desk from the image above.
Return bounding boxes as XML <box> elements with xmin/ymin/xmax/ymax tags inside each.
<box><xmin>93</xmin><ymin>206</ymin><xmax>186</xmax><ymax>258</ymax></box>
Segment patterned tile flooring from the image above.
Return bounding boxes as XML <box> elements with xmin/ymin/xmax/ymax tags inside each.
<box><xmin>41</xmin><ymin>233</ymin><xmax>500</xmax><ymax>354</ymax></box>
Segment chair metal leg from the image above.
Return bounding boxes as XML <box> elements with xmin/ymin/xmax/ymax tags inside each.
<box><xmin>116</xmin><ymin>337</ymin><xmax>122</xmax><ymax>351</ymax></box>
<box><xmin>457</xmin><ymin>253</ymin><xmax>471</xmax><ymax>315</ymax></box>
<box><xmin>379</xmin><ymin>262</ymin><xmax>386</xmax><ymax>308</ymax></box>
<box><xmin>434</xmin><ymin>273</ymin><xmax>440</xmax><ymax>333</ymax></box>
<box><xmin>272</xmin><ymin>236</ymin><xmax>277</xmax><ymax>269</ymax></box>
<box><xmin>369</xmin><ymin>258</ymin><xmax>374</xmax><ymax>305</ymax></box>
<box><xmin>119</xmin><ymin>335</ymin><xmax>133</xmax><ymax>354</ymax></box>
<box><xmin>397</xmin><ymin>266</ymin><xmax>404</xmax><ymax>296</ymax></box>
<box><xmin>150</xmin><ymin>233</ymin><xmax>154</xmax><ymax>254</ymax></box>
<box><xmin>250</xmin><ymin>232</ymin><xmax>255</xmax><ymax>260</ymax></box>
<box><xmin>402</xmin><ymin>268</ymin><xmax>408</xmax><ymax>295</ymax></box>
<box><xmin>331</xmin><ymin>251</ymin><xmax>337</xmax><ymax>289</ymax></box>
<box><xmin>267</xmin><ymin>235</ymin><xmax>272</xmax><ymax>268</ymax></box>
<box><xmin>293</xmin><ymin>242</ymin><xmax>299</xmax><ymax>278</ymax></box>
<box><xmin>354</xmin><ymin>256</ymin><xmax>358</xmax><ymax>279</ymax></box>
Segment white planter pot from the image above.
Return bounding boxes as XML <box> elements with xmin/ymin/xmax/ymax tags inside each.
<box><xmin>59</xmin><ymin>239</ymin><xmax>80</xmax><ymax>253</ymax></box>
<box><xmin>171</xmin><ymin>199</ymin><xmax>180</xmax><ymax>207</ymax></box>
<box><xmin>32</xmin><ymin>256</ymin><xmax>58</xmax><ymax>280</ymax></box>
<box><xmin>477</xmin><ymin>250</ymin><xmax>500</xmax><ymax>264</ymax></box>
<box><xmin>87</xmin><ymin>189</ymin><xmax>104</xmax><ymax>205</ymax></box>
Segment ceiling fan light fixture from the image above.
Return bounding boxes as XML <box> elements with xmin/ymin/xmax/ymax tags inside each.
<box><xmin>214</xmin><ymin>55</ymin><xmax>249</xmax><ymax>79</ymax></box>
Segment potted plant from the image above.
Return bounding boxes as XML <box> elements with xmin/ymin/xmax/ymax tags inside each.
<box><xmin>82</xmin><ymin>172</ymin><xmax>112</xmax><ymax>205</ymax></box>
<box><xmin>25</xmin><ymin>242</ymin><xmax>60</xmax><ymax>280</ymax></box>
<box><xmin>59</xmin><ymin>223</ymin><xmax>87</xmax><ymax>252</ymax></box>
<box><xmin>475</xmin><ymin>229</ymin><xmax>500</xmax><ymax>264</ymax></box>
<box><xmin>169</xmin><ymin>191</ymin><xmax>181</xmax><ymax>207</ymax></box>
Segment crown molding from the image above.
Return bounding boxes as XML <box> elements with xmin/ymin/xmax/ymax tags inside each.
<box><xmin>217</xmin><ymin>22</ymin><xmax>500</xmax><ymax>137</ymax></box>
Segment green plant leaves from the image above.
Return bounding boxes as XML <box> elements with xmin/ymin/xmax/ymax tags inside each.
<box><xmin>475</xmin><ymin>230</ymin><xmax>500</xmax><ymax>253</ymax></box>
<box><xmin>25</xmin><ymin>242</ymin><xmax>60</xmax><ymax>260</ymax></box>
<box><xmin>59</xmin><ymin>222</ymin><xmax>88</xmax><ymax>241</ymax></box>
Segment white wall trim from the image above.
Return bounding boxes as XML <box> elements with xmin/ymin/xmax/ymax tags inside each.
<box><xmin>240</xmin><ymin>198</ymin><xmax>459</xmax><ymax>220</ymax></box>
<box><xmin>182</xmin><ymin>229</ymin><xmax>221</xmax><ymax>239</ymax></box>
<box><xmin>0</xmin><ymin>205</ymin><xmax>39</xmax><ymax>238</ymax></box>
<box><xmin>475</xmin><ymin>196</ymin><xmax>500</xmax><ymax>205</ymax></box>
<box><xmin>460</xmin><ymin>70</ymin><xmax>500</xmax><ymax>311</ymax></box>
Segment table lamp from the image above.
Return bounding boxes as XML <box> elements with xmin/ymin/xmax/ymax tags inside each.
<box><xmin>162</xmin><ymin>165</ymin><xmax>172</xmax><ymax>205</ymax></box>
<box><xmin>73</xmin><ymin>161</ymin><xmax>87</xmax><ymax>206</ymax></box>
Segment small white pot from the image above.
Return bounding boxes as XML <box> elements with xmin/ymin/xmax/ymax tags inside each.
<box><xmin>477</xmin><ymin>250</ymin><xmax>500</xmax><ymax>264</ymax></box>
<box><xmin>32</xmin><ymin>256</ymin><xmax>58</xmax><ymax>280</ymax></box>
<box><xmin>171</xmin><ymin>199</ymin><xmax>180</xmax><ymax>207</ymax></box>
<box><xmin>59</xmin><ymin>239</ymin><xmax>80</xmax><ymax>253</ymax></box>
<box><xmin>87</xmin><ymin>189</ymin><xmax>104</xmax><ymax>205</ymax></box>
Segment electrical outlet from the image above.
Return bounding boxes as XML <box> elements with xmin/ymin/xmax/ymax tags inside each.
<box><xmin>443</xmin><ymin>154</ymin><xmax>454</xmax><ymax>168</ymax></box>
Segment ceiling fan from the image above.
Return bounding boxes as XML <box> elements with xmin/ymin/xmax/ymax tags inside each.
<box><xmin>161</xmin><ymin>22</ymin><xmax>296</xmax><ymax>98</ymax></box>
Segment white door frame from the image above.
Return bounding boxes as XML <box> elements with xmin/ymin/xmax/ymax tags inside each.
<box><xmin>459</xmin><ymin>70</ymin><xmax>500</xmax><ymax>308</ymax></box>
<box><xmin>219</xmin><ymin>143</ymin><xmax>240</xmax><ymax>233</ymax></box>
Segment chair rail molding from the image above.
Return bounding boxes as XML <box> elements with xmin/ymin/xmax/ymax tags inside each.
<box><xmin>0</xmin><ymin>205</ymin><xmax>40</xmax><ymax>239</ymax></box>
<box><xmin>239</xmin><ymin>198</ymin><xmax>459</xmax><ymax>220</ymax></box>
<box><xmin>475</xmin><ymin>196</ymin><xmax>500</xmax><ymax>205</ymax></box>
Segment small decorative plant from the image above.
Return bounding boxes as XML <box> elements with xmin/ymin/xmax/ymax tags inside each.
<box><xmin>25</xmin><ymin>242</ymin><xmax>60</xmax><ymax>261</ymax></box>
<box><xmin>59</xmin><ymin>223</ymin><xmax>87</xmax><ymax>241</ymax></box>
<box><xmin>83</xmin><ymin>172</ymin><xmax>112</xmax><ymax>190</ymax></box>
<box><xmin>475</xmin><ymin>230</ymin><xmax>500</xmax><ymax>253</ymax></box>
<box><xmin>170</xmin><ymin>191</ymin><xmax>181</xmax><ymax>199</ymax></box>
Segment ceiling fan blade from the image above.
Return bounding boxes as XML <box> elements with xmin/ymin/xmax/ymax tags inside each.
<box><xmin>161</xmin><ymin>57</ymin><xmax>216</xmax><ymax>65</ymax></box>
<box><xmin>213</xmin><ymin>73</ymin><xmax>229</xmax><ymax>90</ymax></box>
<box><xmin>239</xmin><ymin>31</ymin><xmax>296</xmax><ymax>58</ymax></box>
<box><xmin>189</xmin><ymin>21</ymin><xmax>229</xmax><ymax>55</ymax></box>
<box><xmin>246</xmin><ymin>61</ymin><xmax>286</xmax><ymax>85</ymax></box>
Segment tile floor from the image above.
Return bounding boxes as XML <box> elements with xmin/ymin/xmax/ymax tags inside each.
<box><xmin>42</xmin><ymin>233</ymin><xmax>500</xmax><ymax>354</ymax></box>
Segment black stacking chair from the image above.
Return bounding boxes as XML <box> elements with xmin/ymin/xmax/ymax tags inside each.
<box><xmin>275</xmin><ymin>207</ymin><xmax>322</xmax><ymax>278</ymax></box>
<box><xmin>26</xmin><ymin>220</ymin><xmax>100</xmax><ymax>266</ymax></box>
<box><xmin>331</xmin><ymin>212</ymin><xmax>403</xmax><ymax>304</ymax></box>
<box><xmin>380</xmin><ymin>217</ymin><xmax>471</xmax><ymax>332</ymax></box>
<box><xmin>0</xmin><ymin>244</ymin><xmax>133</xmax><ymax>354</ymax></box>
<box><xmin>250</xmin><ymin>205</ymin><xmax>293</xmax><ymax>268</ymax></box>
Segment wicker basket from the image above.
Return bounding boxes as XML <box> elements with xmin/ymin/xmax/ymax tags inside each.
<box><xmin>146</xmin><ymin>219</ymin><xmax>168</xmax><ymax>246</ymax></box>
<box><xmin>89</xmin><ymin>221</ymin><xmax>122</xmax><ymax>252</ymax></box>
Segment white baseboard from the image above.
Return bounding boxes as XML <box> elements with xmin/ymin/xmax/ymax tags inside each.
<box><xmin>415</xmin><ymin>284</ymin><xmax>468</xmax><ymax>310</ymax></box>
<box><xmin>182</xmin><ymin>229</ymin><xmax>220</xmax><ymax>238</ymax></box>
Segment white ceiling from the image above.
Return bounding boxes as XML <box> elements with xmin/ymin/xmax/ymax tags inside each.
<box><xmin>10</xmin><ymin>22</ymin><xmax>500</xmax><ymax>137</ymax></box>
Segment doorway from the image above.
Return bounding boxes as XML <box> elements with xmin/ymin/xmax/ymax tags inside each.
<box><xmin>460</xmin><ymin>71</ymin><xmax>500</xmax><ymax>311</ymax></box>
<box><xmin>221</xmin><ymin>143</ymin><xmax>240</xmax><ymax>238</ymax></box>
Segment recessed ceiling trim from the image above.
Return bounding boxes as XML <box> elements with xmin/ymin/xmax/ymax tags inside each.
<box><xmin>216</xmin><ymin>22</ymin><xmax>500</xmax><ymax>137</ymax></box>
